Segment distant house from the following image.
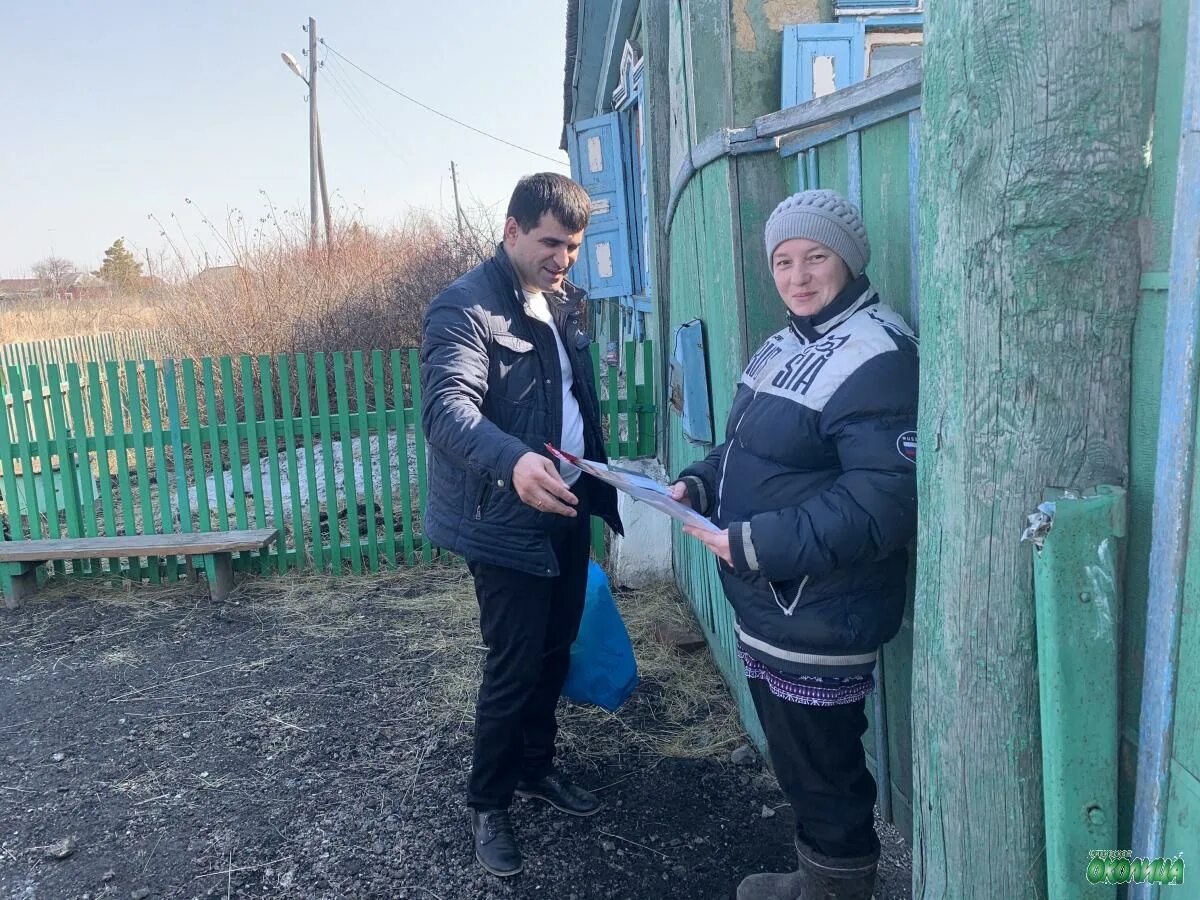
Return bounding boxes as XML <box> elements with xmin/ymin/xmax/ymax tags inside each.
<box><xmin>0</xmin><ymin>279</ymin><xmax>43</xmax><ymax>302</ymax></box>
<box><xmin>61</xmin><ymin>273</ymin><xmax>109</xmax><ymax>302</ymax></box>
<box><xmin>0</xmin><ymin>274</ymin><xmax>108</xmax><ymax>303</ymax></box>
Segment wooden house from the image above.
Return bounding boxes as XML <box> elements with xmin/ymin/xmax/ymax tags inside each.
<box><xmin>562</xmin><ymin>0</ymin><xmax>1197</xmax><ymax>892</ymax></box>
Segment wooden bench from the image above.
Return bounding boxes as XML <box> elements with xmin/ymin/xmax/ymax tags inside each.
<box><xmin>0</xmin><ymin>529</ymin><xmax>279</xmax><ymax>609</ymax></box>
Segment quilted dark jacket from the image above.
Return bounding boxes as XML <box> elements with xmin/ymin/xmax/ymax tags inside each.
<box><xmin>679</xmin><ymin>275</ymin><xmax>918</xmax><ymax>676</ymax></box>
<box><xmin>420</xmin><ymin>244</ymin><xmax>621</xmax><ymax>576</ymax></box>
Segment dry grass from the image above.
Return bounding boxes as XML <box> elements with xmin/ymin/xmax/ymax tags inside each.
<box><xmin>18</xmin><ymin>563</ymin><xmax>744</xmax><ymax>764</ymax></box>
<box><xmin>0</xmin><ymin>202</ymin><xmax>497</xmax><ymax>359</ymax></box>
<box><xmin>0</xmin><ymin>293</ymin><xmax>169</xmax><ymax>345</ymax></box>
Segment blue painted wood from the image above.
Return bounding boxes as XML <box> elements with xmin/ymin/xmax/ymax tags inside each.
<box><xmin>908</xmin><ymin>109</ymin><xmax>922</xmax><ymax>331</ymax></box>
<box><xmin>619</xmin><ymin>104</ymin><xmax>646</xmax><ymax>298</ymax></box>
<box><xmin>568</xmin><ymin>112</ymin><xmax>636</xmax><ymax>300</ymax></box>
<box><xmin>1130</xmin><ymin>0</ymin><xmax>1200</xmax><ymax>890</ymax></box>
<box><xmin>782</xmin><ymin>23</ymin><xmax>865</xmax><ymax>109</ymax></box>
<box><xmin>846</xmin><ymin>130</ymin><xmax>862</xmax><ymax>209</ymax></box>
<box><xmin>778</xmin><ymin>91</ymin><xmax>921</xmax><ymax>156</ymax></box>
<box><xmin>671</xmin><ymin>319</ymin><xmax>713</xmax><ymax>445</ymax></box>
<box><xmin>837</xmin><ymin>11</ymin><xmax>924</xmax><ymax>26</ymax></box>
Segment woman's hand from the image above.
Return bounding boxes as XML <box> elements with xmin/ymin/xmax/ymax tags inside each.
<box><xmin>683</xmin><ymin>524</ymin><xmax>732</xmax><ymax>567</ymax></box>
<box><xmin>667</xmin><ymin>480</ymin><xmax>691</xmax><ymax>508</ymax></box>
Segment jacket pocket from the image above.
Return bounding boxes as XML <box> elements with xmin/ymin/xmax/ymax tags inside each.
<box><xmin>490</xmin><ymin>332</ymin><xmax>538</xmax><ymax>405</ymax></box>
<box><xmin>472</xmin><ymin>479</ymin><xmax>493</xmax><ymax>521</ymax></box>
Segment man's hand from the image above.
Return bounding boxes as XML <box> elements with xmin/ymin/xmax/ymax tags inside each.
<box><xmin>667</xmin><ymin>481</ymin><xmax>691</xmax><ymax>508</ymax></box>
<box><xmin>683</xmin><ymin>524</ymin><xmax>732</xmax><ymax>567</ymax></box>
<box><xmin>513</xmin><ymin>452</ymin><xmax>578</xmax><ymax>517</ymax></box>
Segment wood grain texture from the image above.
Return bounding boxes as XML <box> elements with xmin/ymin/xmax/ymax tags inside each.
<box><xmin>911</xmin><ymin>0</ymin><xmax>1159</xmax><ymax>896</ymax></box>
<box><xmin>0</xmin><ymin>529</ymin><xmax>278</xmax><ymax>562</ymax></box>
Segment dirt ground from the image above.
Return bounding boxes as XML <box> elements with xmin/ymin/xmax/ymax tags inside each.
<box><xmin>0</xmin><ymin>566</ymin><xmax>912</xmax><ymax>900</ymax></box>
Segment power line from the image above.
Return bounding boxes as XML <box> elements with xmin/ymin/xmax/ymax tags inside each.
<box><xmin>319</xmin><ymin>38</ymin><xmax>568</xmax><ymax>168</ymax></box>
<box><xmin>322</xmin><ymin>55</ymin><xmax>410</xmax><ymax>163</ymax></box>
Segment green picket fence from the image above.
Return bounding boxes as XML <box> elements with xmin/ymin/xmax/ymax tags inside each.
<box><xmin>593</xmin><ymin>339</ymin><xmax>657</xmax><ymax>460</ymax></box>
<box><xmin>0</xmin><ymin>340</ymin><xmax>656</xmax><ymax>586</ymax></box>
<box><xmin>0</xmin><ymin>330</ymin><xmax>171</xmax><ymax>386</ymax></box>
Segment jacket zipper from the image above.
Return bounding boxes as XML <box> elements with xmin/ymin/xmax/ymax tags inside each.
<box><xmin>473</xmin><ymin>482</ymin><xmax>492</xmax><ymax>521</ymax></box>
<box><xmin>716</xmin><ymin>395</ymin><xmax>754</xmax><ymax>521</ymax></box>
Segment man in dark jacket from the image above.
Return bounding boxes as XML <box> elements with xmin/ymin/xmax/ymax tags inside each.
<box><xmin>420</xmin><ymin>173</ymin><xmax>621</xmax><ymax>878</ymax></box>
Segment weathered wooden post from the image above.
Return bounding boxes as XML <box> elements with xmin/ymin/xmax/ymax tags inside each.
<box><xmin>912</xmin><ymin>0</ymin><xmax>1160</xmax><ymax>896</ymax></box>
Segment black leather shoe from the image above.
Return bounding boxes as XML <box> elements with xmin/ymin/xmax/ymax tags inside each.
<box><xmin>470</xmin><ymin>808</ymin><xmax>523</xmax><ymax>877</ymax></box>
<box><xmin>514</xmin><ymin>773</ymin><xmax>602</xmax><ymax>817</ymax></box>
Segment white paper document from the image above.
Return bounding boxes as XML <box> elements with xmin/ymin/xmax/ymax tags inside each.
<box><xmin>546</xmin><ymin>444</ymin><xmax>721</xmax><ymax>533</ymax></box>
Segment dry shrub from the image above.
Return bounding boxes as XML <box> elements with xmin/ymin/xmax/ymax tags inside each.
<box><xmin>160</xmin><ymin>208</ymin><xmax>496</xmax><ymax>360</ymax></box>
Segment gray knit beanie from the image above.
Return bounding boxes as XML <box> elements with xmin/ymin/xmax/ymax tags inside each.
<box><xmin>764</xmin><ymin>189</ymin><xmax>870</xmax><ymax>276</ymax></box>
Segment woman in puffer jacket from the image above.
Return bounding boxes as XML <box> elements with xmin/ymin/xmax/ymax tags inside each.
<box><xmin>671</xmin><ymin>189</ymin><xmax>918</xmax><ymax>900</ymax></box>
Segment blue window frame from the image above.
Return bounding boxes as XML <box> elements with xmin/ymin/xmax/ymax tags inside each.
<box><xmin>782</xmin><ymin>23</ymin><xmax>865</xmax><ymax>107</ymax></box>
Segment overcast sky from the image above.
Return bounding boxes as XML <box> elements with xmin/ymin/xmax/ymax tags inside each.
<box><xmin>0</xmin><ymin>0</ymin><xmax>571</xmax><ymax>277</ymax></box>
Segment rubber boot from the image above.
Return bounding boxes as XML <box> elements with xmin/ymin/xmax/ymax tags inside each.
<box><xmin>736</xmin><ymin>838</ymin><xmax>878</xmax><ymax>900</ymax></box>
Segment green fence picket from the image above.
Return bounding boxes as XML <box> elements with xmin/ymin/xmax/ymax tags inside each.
<box><xmin>640</xmin><ymin>340</ymin><xmax>655</xmax><ymax>457</ymax></box>
<box><xmin>6</xmin><ymin>369</ymin><xmax>42</xmax><ymax>545</ymax></box>
<box><xmin>26</xmin><ymin>368</ymin><xmax>65</xmax><ymax>575</ymax></box>
<box><xmin>219</xmin><ymin>357</ymin><xmax>249</xmax><ymax>539</ymax></box>
<box><xmin>278</xmin><ymin>355</ymin><xmax>305</xmax><ymax>570</ymax></box>
<box><xmin>391</xmin><ymin>350</ymin><xmax>415</xmax><ymax>565</ymax></box>
<box><xmin>240</xmin><ymin>356</ymin><xmax>269</xmax><ymax>573</ymax></box>
<box><xmin>66</xmin><ymin>362</ymin><xmax>100</xmax><ymax>566</ymax></box>
<box><xmin>202</xmin><ymin>359</ymin><xmax>230</xmax><ymax>535</ymax></box>
<box><xmin>45</xmin><ymin>364</ymin><xmax>86</xmax><ymax>574</ymax></box>
<box><xmin>124</xmin><ymin>361</ymin><xmax>159</xmax><ymax>584</ymax></box>
<box><xmin>296</xmin><ymin>354</ymin><xmax>323</xmax><ymax>572</ymax></box>
<box><xmin>624</xmin><ymin>339</ymin><xmax>638</xmax><ymax>457</ymax></box>
<box><xmin>314</xmin><ymin>354</ymin><xmax>340</xmax><ymax>573</ymax></box>
<box><xmin>0</xmin><ymin>376</ymin><xmax>26</xmax><ymax>546</ymax></box>
<box><xmin>104</xmin><ymin>361</ymin><xmax>139</xmax><ymax>580</ymax></box>
<box><xmin>372</xmin><ymin>351</ymin><xmax>398</xmax><ymax>568</ymax></box>
<box><xmin>607</xmin><ymin>350</ymin><xmax>620</xmax><ymax>459</ymax></box>
<box><xmin>143</xmin><ymin>361</ymin><xmax>178</xmax><ymax>582</ymax></box>
<box><xmin>163</xmin><ymin>359</ymin><xmax>195</xmax><ymax>552</ymax></box>
<box><xmin>87</xmin><ymin>362</ymin><xmax>120</xmax><ymax>576</ymax></box>
<box><xmin>332</xmin><ymin>352</ymin><xmax>362</xmax><ymax>574</ymax></box>
<box><xmin>352</xmin><ymin>352</ymin><xmax>379</xmax><ymax>572</ymax></box>
<box><xmin>182</xmin><ymin>359</ymin><xmax>216</xmax><ymax>588</ymax></box>
<box><xmin>259</xmin><ymin>356</ymin><xmax>287</xmax><ymax>573</ymax></box>
<box><xmin>407</xmin><ymin>349</ymin><xmax>431</xmax><ymax>563</ymax></box>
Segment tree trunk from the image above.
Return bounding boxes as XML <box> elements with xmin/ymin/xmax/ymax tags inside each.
<box><xmin>912</xmin><ymin>1</ymin><xmax>1159</xmax><ymax>896</ymax></box>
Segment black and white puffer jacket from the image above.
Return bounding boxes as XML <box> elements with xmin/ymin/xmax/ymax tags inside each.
<box><xmin>679</xmin><ymin>275</ymin><xmax>918</xmax><ymax>677</ymax></box>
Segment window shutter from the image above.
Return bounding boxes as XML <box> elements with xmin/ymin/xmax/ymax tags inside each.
<box><xmin>567</xmin><ymin>112</ymin><xmax>635</xmax><ymax>300</ymax></box>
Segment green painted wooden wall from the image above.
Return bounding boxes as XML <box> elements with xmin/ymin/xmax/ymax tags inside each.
<box><xmin>646</xmin><ymin>0</ymin><xmax>1197</xmax><ymax>856</ymax></box>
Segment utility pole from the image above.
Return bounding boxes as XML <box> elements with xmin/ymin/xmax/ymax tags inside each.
<box><xmin>307</xmin><ymin>17</ymin><xmax>320</xmax><ymax>251</ymax></box>
<box><xmin>450</xmin><ymin>161</ymin><xmax>466</xmax><ymax>239</ymax></box>
<box><xmin>317</xmin><ymin>111</ymin><xmax>332</xmax><ymax>251</ymax></box>
<box><xmin>285</xmin><ymin>22</ymin><xmax>332</xmax><ymax>252</ymax></box>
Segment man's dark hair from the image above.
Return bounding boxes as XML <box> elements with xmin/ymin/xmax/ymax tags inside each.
<box><xmin>507</xmin><ymin>173</ymin><xmax>591</xmax><ymax>233</ymax></box>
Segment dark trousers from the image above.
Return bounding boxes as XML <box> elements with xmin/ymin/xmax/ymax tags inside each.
<box><xmin>747</xmin><ymin>676</ymin><xmax>880</xmax><ymax>859</ymax></box>
<box><xmin>466</xmin><ymin>486</ymin><xmax>592</xmax><ymax>811</ymax></box>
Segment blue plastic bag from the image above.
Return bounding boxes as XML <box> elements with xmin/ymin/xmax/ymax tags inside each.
<box><xmin>562</xmin><ymin>562</ymin><xmax>639</xmax><ymax>711</ymax></box>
